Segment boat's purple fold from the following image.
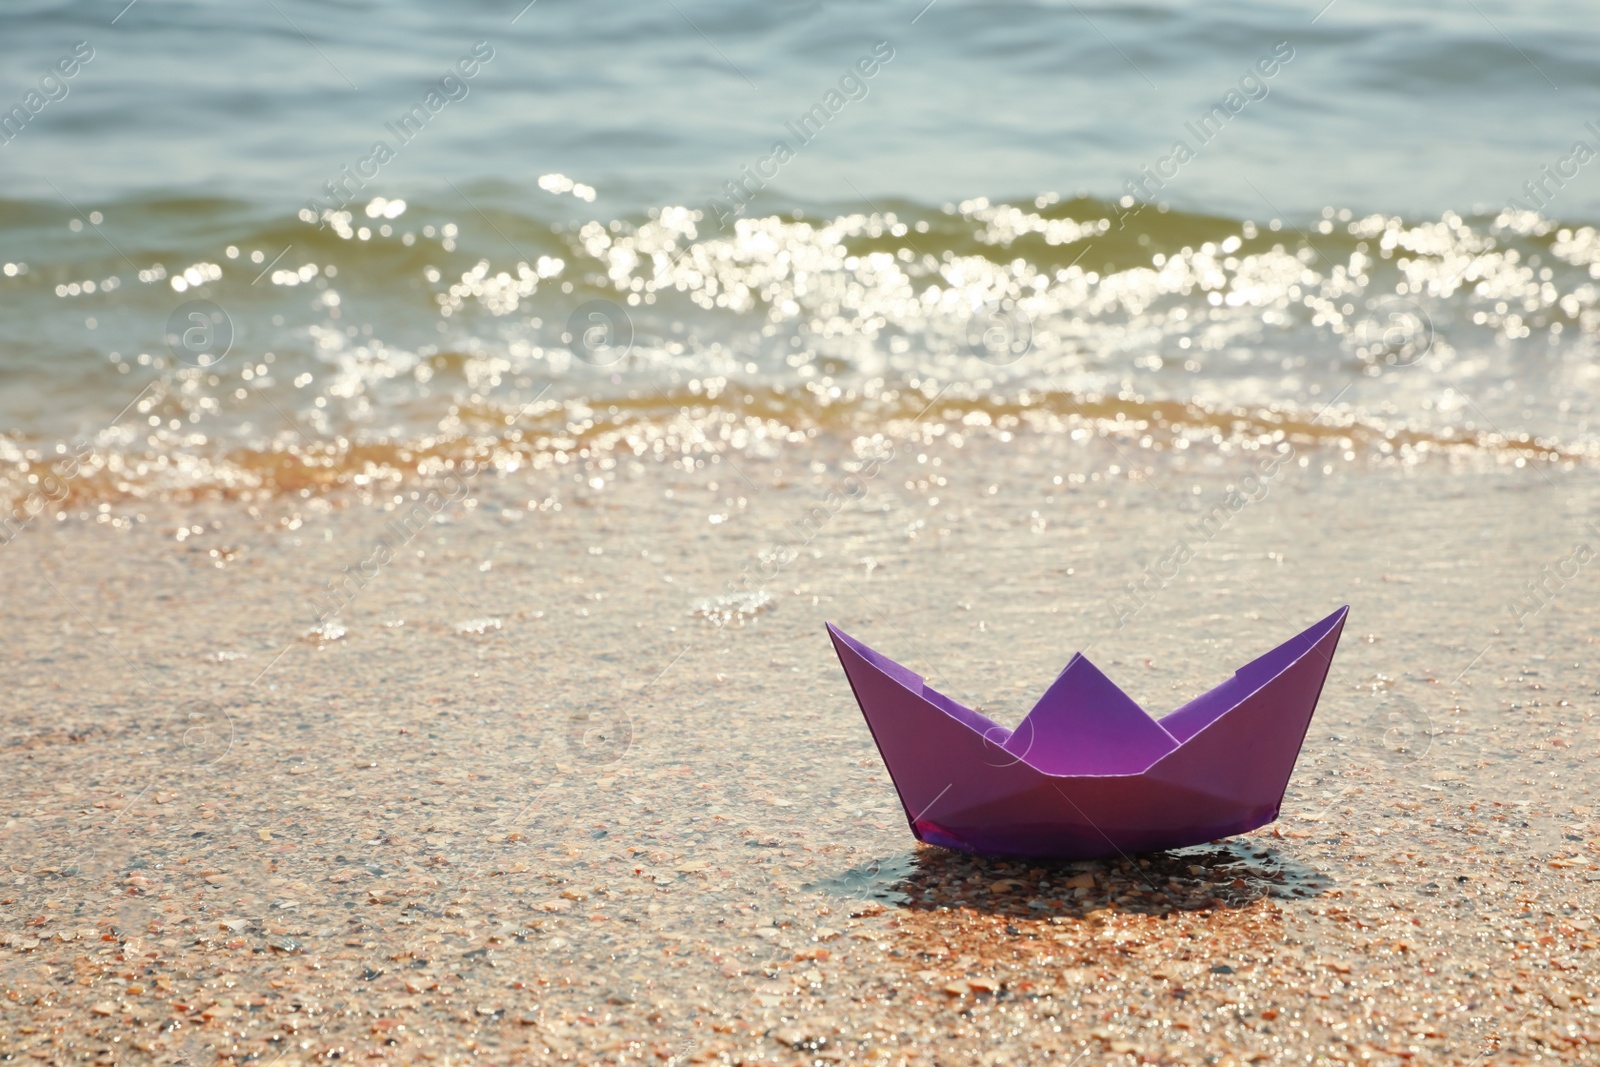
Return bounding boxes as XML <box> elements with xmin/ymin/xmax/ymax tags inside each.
<box><xmin>1002</xmin><ymin>653</ymin><xmax>1177</xmax><ymax>775</ymax></box>
<box><xmin>826</xmin><ymin>605</ymin><xmax>1349</xmax><ymax>859</ymax></box>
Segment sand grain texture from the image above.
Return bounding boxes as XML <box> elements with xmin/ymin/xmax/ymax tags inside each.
<box><xmin>2</xmin><ymin>429</ymin><xmax>1597</xmax><ymax>1065</ymax></box>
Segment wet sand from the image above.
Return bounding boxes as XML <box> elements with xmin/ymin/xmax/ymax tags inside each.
<box><xmin>3</xmin><ymin>423</ymin><xmax>1599</xmax><ymax>1065</ymax></box>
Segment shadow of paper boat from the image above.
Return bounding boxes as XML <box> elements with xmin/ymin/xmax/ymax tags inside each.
<box><xmin>827</xmin><ymin>606</ymin><xmax>1348</xmax><ymax>859</ymax></box>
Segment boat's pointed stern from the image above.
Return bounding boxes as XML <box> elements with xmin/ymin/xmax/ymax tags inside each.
<box><xmin>825</xmin><ymin>623</ymin><xmax>1021</xmax><ymax>844</ymax></box>
<box><xmin>826</xmin><ymin>621</ymin><xmax>922</xmax><ymax>692</ymax></box>
<box><xmin>1160</xmin><ymin>605</ymin><xmax>1347</xmax><ymax>743</ymax></box>
<box><xmin>826</xmin><ymin>623</ymin><xmax>1008</xmax><ymax>741</ymax></box>
<box><xmin>1145</xmin><ymin>606</ymin><xmax>1349</xmax><ymax>814</ymax></box>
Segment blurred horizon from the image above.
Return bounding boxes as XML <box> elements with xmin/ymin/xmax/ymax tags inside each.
<box><xmin>0</xmin><ymin>0</ymin><xmax>1596</xmax><ymax>219</ymax></box>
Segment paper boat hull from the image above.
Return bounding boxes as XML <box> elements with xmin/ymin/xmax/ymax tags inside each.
<box><xmin>910</xmin><ymin>778</ymin><xmax>1282</xmax><ymax>860</ymax></box>
<box><xmin>828</xmin><ymin>607</ymin><xmax>1347</xmax><ymax>859</ymax></box>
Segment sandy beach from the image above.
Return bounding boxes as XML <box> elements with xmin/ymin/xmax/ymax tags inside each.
<box><xmin>2</xmin><ymin>416</ymin><xmax>1597</xmax><ymax>1065</ymax></box>
<box><xmin>5</xmin><ymin>0</ymin><xmax>1600</xmax><ymax>1061</ymax></box>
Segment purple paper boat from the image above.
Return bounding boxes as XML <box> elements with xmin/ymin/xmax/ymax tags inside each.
<box><xmin>827</xmin><ymin>606</ymin><xmax>1348</xmax><ymax>859</ymax></box>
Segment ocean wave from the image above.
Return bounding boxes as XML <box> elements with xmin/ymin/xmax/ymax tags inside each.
<box><xmin>0</xmin><ymin>190</ymin><xmax>1594</xmax><ymax>504</ymax></box>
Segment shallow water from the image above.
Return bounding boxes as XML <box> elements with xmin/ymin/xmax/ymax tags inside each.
<box><xmin>2</xmin><ymin>1</ymin><xmax>1599</xmax><ymax>505</ymax></box>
